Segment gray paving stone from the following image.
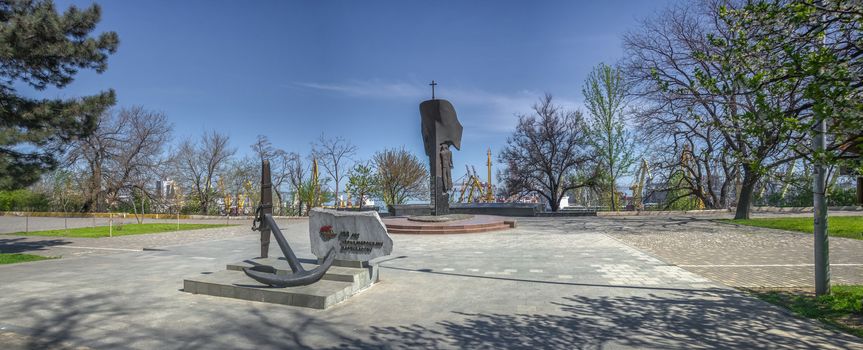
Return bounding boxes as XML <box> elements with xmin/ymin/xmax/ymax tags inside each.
<box><xmin>604</xmin><ymin>215</ymin><xmax>863</xmax><ymax>288</ymax></box>
<box><xmin>0</xmin><ymin>216</ymin><xmax>860</xmax><ymax>348</ymax></box>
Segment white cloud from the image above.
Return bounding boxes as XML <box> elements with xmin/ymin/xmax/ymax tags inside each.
<box><xmin>292</xmin><ymin>80</ymin><xmax>425</xmax><ymax>98</ymax></box>
<box><xmin>292</xmin><ymin>79</ymin><xmax>585</xmax><ymax>135</ymax></box>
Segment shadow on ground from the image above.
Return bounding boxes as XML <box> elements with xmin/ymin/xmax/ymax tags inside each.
<box><xmin>3</xmin><ymin>288</ymin><xmax>859</xmax><ymax>349</ymax></box>
<box><xmin>325</xmin><ymin>289</ymin><xmax>860</xmax><ymax>349</ymax></box>
<box><xmin>0</xmin><ymin>237</ymin><xmax>71</xmax><ymax>254</ymax></box>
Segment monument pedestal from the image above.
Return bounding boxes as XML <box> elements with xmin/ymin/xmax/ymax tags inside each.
<box><xmin>430</xmin><ymin>175</ymin><xmax>450</xmax><ymax>216</ymax></box>
<box><xmin>383</xmin><ymin>214</ymin><xmax>516</xmax><ymax>234</ymax></box>
<box><xmin>183</xmin><ymin>258</ymin><xmax>378</xmax><ymax>309</ymax></box>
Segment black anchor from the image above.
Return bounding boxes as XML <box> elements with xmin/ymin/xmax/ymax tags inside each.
<box><xmin>243</xmin><ymin>160</ymin><xmax>335</xmax><ymax>288</ymax></box>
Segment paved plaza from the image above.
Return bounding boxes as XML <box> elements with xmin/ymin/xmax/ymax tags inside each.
<box><xmin>0</xmin><ymin>215</ymin><xmax>861</xmax><ymax>349</ymax></box>
<box><xmin>602</xmin><ymin>215</ymin><xmax>863</xmax><ymax>288</ymax></box>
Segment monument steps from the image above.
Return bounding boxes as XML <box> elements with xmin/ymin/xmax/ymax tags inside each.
<box><xmin>183</xmin><ymin>260</ymin><xmax>379</xmax><ymax>309</ymax></box>
<box><xmin>387</xmin><ymin>223</ymin><xmax>512</xmax><ymax>234</ymax></box>
<box><xmin>385</xmin><ymin>221</ymin><xmax>505</xmax><ymax>230</ymax></box>
<box><xmin>383</xmin><ymin>215</ymin><xmax>516</xmax><ymax>234</ymax></box>
<box><xmin>184</xmin><ymin>270</ymin><xmax>355</xmax><ymax>309</ymax></box>
<box><xmin>225</xmin><ymin>258</ymin><xmax>377</xmax><ymax>291</ymax></box>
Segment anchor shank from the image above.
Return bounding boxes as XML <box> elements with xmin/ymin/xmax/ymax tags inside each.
<box><xmin>260</xmin><ymin>160</ymin><xmax>273</xmax><ymax>258</ymax></box>
<box><xmin>262</xmin><ymin>213</ymin><xmax>306</xmax><ymax>273</ymax></box>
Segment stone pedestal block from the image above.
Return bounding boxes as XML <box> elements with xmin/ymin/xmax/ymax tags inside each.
<box><xmin>183</xmin><ymin>259</ymin><xmax>379</xmax><ymax>309</ymax></box>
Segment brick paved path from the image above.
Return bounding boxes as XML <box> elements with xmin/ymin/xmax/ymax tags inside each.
<box><xmin>602</xmin><ymin>215</ymin><xmax>863</xmax><ymax>288</ymax></box>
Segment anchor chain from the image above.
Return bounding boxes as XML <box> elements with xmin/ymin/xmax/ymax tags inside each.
<box><xmin>250</xmin><ymin>203</ymin><xmax>272</xmax><ymax>231</ymax></box>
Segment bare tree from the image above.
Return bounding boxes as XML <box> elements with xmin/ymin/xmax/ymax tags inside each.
<box><xmin>283</xmin><ymin>152</ymin><xmax>307</xmax><ymax>215</ymax></box>
<box><xmin>269</xmin><ymin>149</ymin><xmax>293</xmax><ymax>215</ymax></box>
<box><xmin>623</xmin><ymin>2</ymin><xmax>745</xmax><ymax>211</ymax></box>
<box><xmin>44</xmin><ymin>169</ymin><xmax>81</xmax><ymax>215</ymax></box>
<box><xmin>640</xmin><ymin>107</ymin><xmax>741</xmax><ymax>210</ymax></box>
<box><xmin>373</xmin><ymin>147</ymin><xmax>428</xmax><ymax>212</ymax></box>
<box><xmin>174</xmin><ymin>131</ymin><xmax>235</xmax><ymax>214</ymax></box>
<box><xmin>249</xmin><ymin>135</ymin><xmax>296</xmax><ymax>214</ymax></box>
<box><xmin>311</xmin><ymin>134</ymin><xmax>358</xmax><ymax>207</ymax></box>
<box><xmin>221</xmin><ymin>156</ymin><xmax>258</xmax><ymax>214</ymax></box>
<box><xmin>70</xmin><ymin>106</ymin><xmax>172</xmax><ymax>212</ymax></box>
<box><xmin>498</xmin><ymin>94</ymin><xmax>599</xmax><ymax>211</ymax></box>
<box><xmin>250</xmin><ymin>134</ymin><xmax>275</xmax><ymax>162</ymax></box>
<box><xmin>623</xmin><ymin>1</ymin><xmax>809</xmax><ymax>218</ymax></box>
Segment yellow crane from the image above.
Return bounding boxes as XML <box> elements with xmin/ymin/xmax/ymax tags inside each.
<box><xmin>454</xmin><ymin>149</ymin><xmax>496</xmax><ymax>203</ymax></box>
<box><xmin>457</xmin><ymin>166</ymin><xmax>488</xmax><ymax>203</ymax></box>
<box><xmin>457</xmin><ymin>165</ymin><xmax>473</xmax><ymax>203</ymax></box>
<box><xmin>217</xmin><ymin>178</ymin><xmax>231</xmax><ymax>214</ymax></box>
<box><xmin>468</xmin><ymin>166</ymin><xmax>485</xmax><ymax>203</ymax></box>
<box><xmin>237</xmin><ymin>179</ymin><xmax>253</xmax><ymax>214</ymax></box>
<box><xmin>312</xmin><ymin>158</ymin><xmax>320</xmax><ymax>207</ymax></box>
<box><xmin>243</xmin><ymin>179</ymin><xmax>253</xmax><ymax>210</ymax></box>
<box><xmin>237</xmin><ymin>190</ymin><xmax>244</xmax><ymax>214</ymax></box>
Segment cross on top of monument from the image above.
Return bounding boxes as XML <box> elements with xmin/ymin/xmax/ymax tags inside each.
<box><xmin>429</xmin><ymin>80</ymin><xmax>437</xmax><ymax>100</ymax></box>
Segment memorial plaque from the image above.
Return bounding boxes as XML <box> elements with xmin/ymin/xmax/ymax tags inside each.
<box><xmin>309</xmin><ymin>208</ymin><xmax>393</xmax><ymax>262</ymax></box>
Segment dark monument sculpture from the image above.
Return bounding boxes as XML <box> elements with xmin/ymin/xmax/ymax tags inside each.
<box><xmin>245</xmin><ymin>160</ymin><xmax>335</xmax><ymax>287</ymax></box>
<box><xmin>440</xmin><ymin>144</ymin><xmax>453</xmax><ymax>192</ymax></box>
<box><xmin>420</xmin><ymin>81</ymin><xmax>463</xmax><ymax>215</ymax></box>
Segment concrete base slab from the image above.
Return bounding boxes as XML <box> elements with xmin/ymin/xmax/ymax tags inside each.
<box><xmin>184</xmin><ymin>259</ymin><xmax>379</xmax><ymax>309</ymax></box>
<box><xmin>226</xmin><ymin>258</ymin><xmax>379</xmax><ymax>290</ymax></box>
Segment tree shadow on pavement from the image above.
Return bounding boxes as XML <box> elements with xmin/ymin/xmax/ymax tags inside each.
<box><xmin>0</xmin><ymin>291</ymin><xmax>362</xmax><ymax>350</ymax></box>
<box><xmin>2</xmin><ymin>288</ymin><xmax>861</xmax><ymax>349</ymax></box>
<box><xmin>328</xmin><ymin>289</ymin><xmax>861</xmax><ymax>349</ymax></box>
<box><xmin>0</xmin><ymin>237</ymin><xmax>71</xmax><ymax>254</ymax></box>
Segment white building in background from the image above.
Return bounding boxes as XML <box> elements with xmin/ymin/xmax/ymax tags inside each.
<box><xmin>156</xmin><ymin>179</ymin><xmax>175</xmax><ymax>199</ymax></box>
<box><xmin>152</xmin><ymin>179</ymin><xmax>177</xmax><ymax>213</ymax></box>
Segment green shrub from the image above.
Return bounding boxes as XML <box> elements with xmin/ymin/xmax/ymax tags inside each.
<box><xmin>0</xmin><ymin>189</ymin><xmax>50</xmax><ymax>211</ymax></box>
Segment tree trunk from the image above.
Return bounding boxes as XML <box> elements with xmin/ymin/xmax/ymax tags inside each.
<box><xmin>549</xmin><ymin>187</ymin><xmax>560</xmax><ymax>212</ymax></box>
<box><xmin>734</xmin><ymin>170</ymin><xmax>758</xmax><ymax>220</ymax></box>
<box><xmin>131</xmin><ymin>193</ymin><xmax>141</xmax><ymax>224</ymax></box>
<box><xmin>334</xmin><ymin>180</ymin><xmax>340</xmax><ymax>208</ymax></box>
<box><xmin>274</xmin><ymin>191</ymin><xmax>283</xmax><ymax>215</ymax></box>
<box><xmin>199</xmin><ymin>194</ymin><xmax>208</xmax><ymax>215</ymax></box>
<box><xmin>82</xmin><ymin>164</ymin><xmax>103</xmax><ymax>212</ymax></box>
<box><xmin>609</xmin><ymin>180</ymin><xmax>617</xmax><ymax>211</ymax></box>
<box><xmin>857</xmin><ymin>176</ymin><xmax>862</xmax><ymax>205</ymax></box>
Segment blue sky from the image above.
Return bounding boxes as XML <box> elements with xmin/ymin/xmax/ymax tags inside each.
<box><xmin>48</xmin><ymin>0</ymin><xmax>675</xmax><ymax>184</ymax></box>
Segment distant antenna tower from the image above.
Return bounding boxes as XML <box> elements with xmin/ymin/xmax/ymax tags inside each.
<box><xmin>486</xmin><ymin>148</ymin><xmax>493</xmax><ymax>202</ymax></box>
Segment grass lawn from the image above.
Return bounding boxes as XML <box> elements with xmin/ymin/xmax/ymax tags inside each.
<box><xmin>718</xmin><ymin>216</ymin><xmax>863</xmax><ymax>240</ymax></box>
<box><xmin>0</xmin><ymin>253</ymin><xmax>53</xmax><ymax>265</ymax></box>
<box><xmin>753</xmin><ymin>286</ymin><xmax>863</xmax><ymax>338</ymax></box>
<box><xmin>9</xmin><ymin>223</ymin><xmax>232</xmax><ymax>238</ymax></box>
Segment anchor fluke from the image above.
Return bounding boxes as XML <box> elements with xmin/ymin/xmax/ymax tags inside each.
<box><xmin>243</xmin><ymin>247</ymin><xmax>336</xmax><ymax>287</ymax></box>
<box><xmin>245</xmin><ymin>213</ymin><xmax>336</xmax><ymax>287</ymax></box>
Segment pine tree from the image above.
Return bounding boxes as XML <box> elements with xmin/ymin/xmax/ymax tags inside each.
<box><xmin>0</xmin><ymin>0</ymin><xmax>118</xmax><ymax>190</ymax></box>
